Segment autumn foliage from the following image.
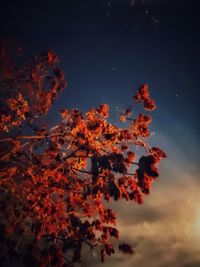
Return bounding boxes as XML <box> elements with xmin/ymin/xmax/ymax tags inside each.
<box><xmin>0</xmin><ymin>43</ymin><xmax>166</xmax><ymax>267</ymax></box>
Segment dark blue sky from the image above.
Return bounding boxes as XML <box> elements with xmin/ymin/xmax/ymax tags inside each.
<box><xmin>1</xmin><ymin>1</ymin><xmax>199</xmax><ymax>149</ymax></box>
<box><xmin>1</xmin><ymin>1</ymin><xmax>200</xmax><ymax>266</ymax></box>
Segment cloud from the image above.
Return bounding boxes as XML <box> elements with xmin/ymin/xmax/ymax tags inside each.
<box><xmin>85</xmin><ymin>131</ymin><xmax>200</xmax><ymax>267</ymax></box>
<box><xmin>88</xmin><ymin>177</ymin><xmax>200</xmax><ymax>267</ymax></box>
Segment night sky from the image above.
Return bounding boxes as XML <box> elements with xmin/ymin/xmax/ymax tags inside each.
<box><xmin>0</xmin><ymin>1</ymin><xmax>200</xmax><ymax>266</ymax></box>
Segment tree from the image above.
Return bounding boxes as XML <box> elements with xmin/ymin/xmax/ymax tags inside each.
<box><xmin>0</xmin><ymin>42</ymin><xmax>166</xmax><ymax>267</ymax></box>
